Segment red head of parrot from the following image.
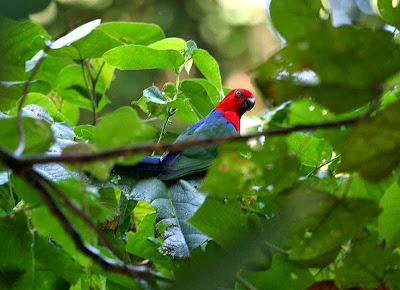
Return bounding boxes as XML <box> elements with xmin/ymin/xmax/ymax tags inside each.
<box><xmin>215</xmin><ymin>89</ymin><xmax>256</xmax><ymax>132</ymax></box>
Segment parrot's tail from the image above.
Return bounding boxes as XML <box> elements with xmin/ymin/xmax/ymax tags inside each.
<box><xmin>127</xmin><ymin>154</ymin><xmax>177</xmax><ymax>173</ymax></box>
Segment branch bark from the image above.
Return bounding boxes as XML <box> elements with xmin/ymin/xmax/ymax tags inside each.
<box><xmin>18</xmin><ymin>115</ymin><xmax>363</xmax><ymax>166</ymax></box>
<box><xmin>0</xmin><ymin>151</ymin><xmax>171</xmax><ymax>284</ymax></box>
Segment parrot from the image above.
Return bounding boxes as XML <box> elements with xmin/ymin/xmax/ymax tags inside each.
<box><xmin>131</xmin><ymin>88</ymin><xmax>255</xmax><ymax>180</ymax></box>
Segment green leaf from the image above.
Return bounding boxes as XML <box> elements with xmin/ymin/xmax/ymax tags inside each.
<box><xmin>74</xmin><ymin>125</ymin><xmax>96</xmax><ymax>142</ymax></box>
<box><xmin>33</xmin><ymin>234</ymin><xmax>83</xmax><ymax>285</ymax></box>
<box><xmin>202</xmin><ymin>140</ymin><xmax>301</xmax><ymax>199</ymax></box>
<box><xmin>48</xmin><ymin>24</ymin><xmax>123</xmax><ymax>59</ymax></box>
<box><xmin>33</xmin><ymin>271</ymin><xmax>69</xmax><ymax>290</ymax></box>
<box><xmin>57</xmin><ymin>64</ymin><xmax>111</xmax><ymax>112</ymax></box>
<box><xmin>192</xmin><ymin>49</ymin><xmax>222</xmax><ymax>90</ymax></box>
<box><xmin>277</xmin><ymin>187</ymin><xmax>380</xmax><ymax>265</ymax></box>
<box><xmin>190</xmin><ymin>78</ymin><xmax>222</xmax><ymax>106</ymax></box>
<box><xmin>188</xmin><ymin>197</ymin><xmax>248</xmax><ymax>249</ymax></box>
<box><xmin>0</xmin><ymin>211</ymin><xmax>33</xmax><ymax>289</ymax></box>
<box><xmin>0</xmin><ymin>80</ymin><xmax>51</xmax><ymax>111</ymax></box>
<box><xmin>253</xmin><ymin>27</ymin><xmax>400</xmax><ymax>113</ymax></box>
<box><xmin>104</xmin><ymin>45</ymin><xmax>185</xmax><ymax>70</ymax></box>
<box><xmin>148</xmin><ymin>37</ymin><xmax>186</xmax><ymax>50</ymax></box>
<box><xmin>377</xmin><ymin>0</ymin><xmax>400</xmax><ymax>27</ymax></box>
<box><xmin>142</xmin><ymin>85</ymin><xmax>168</xmax><ymax>104</ymax></box>
<box><xmin>378</xmin><ymin>182</ymin><xmax>400</xmax><ymax>247</ymax></box>
<box><xmin>35</xmin><ymin>57</ymin><xmax>73</xmax><ymax>89</ymax></box>
<box><xmin>268</xmin><ymin>0</ymin><xmax>324</xmax><ymax>41</ymax></box>
<box><xmin>126</xmin><ymin>212</ymin><xmax>171</xmax><ymax>269</ymax></box>
<box><xmin>57</xmin><ymin>178</ymin><xmax>114</xmax><ymax>222</ymax></box>
<box><xmin>95</xmin><ymin>106</ymin><xmax>155</xmax><ymax>164</ymax></box>
<box><xmin>180</xmin><ymin>80</ymin><xmax>214</xmax><ymax>118</ymax></box>
<box><xmin>286</xmin><ymin>133</ymin><xmax>333</xmax><ymax>167</ymax></box>
<box><xmin>335</xmin><ymin>235</ymin><xmax>384</xmax><ymax>289</ymax></box>
<box><xmin>340</xmin><ymin>102</ymin><xmax>400</xmax><ymax>182</ymax></box>
<box><xmin>97</xmin><ymin>22</ymin><xmax>164</xmax><ymax>45</ymax></box>
<box><xmin>244</xmin><ymin>253</ymin><xmax>314</xmax><ymax>290</ymax></box>
<box><xmin>0</xmin><ymin>17</ymin><xmax>50</xmax><ymax>81</ymax></box>
<box><xmin>14</xmin><ymin>93</ymin><xmax>69</xmax><ymax>123</ymax></box>
<box><xmin>129</xmin><ymin>177</ymin><xmax>208</xmax><ymax>258</ymax></box>
<box><xmin>0</xmin><ymin>116</ymin><xmax>53</xmax><ymax>155</ymax></box>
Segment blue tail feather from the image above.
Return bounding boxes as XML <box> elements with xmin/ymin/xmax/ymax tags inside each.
<box><xmin>132</xmin><ymin>154</ymin><xmax>177</xmax><ymax>173</ymax></box>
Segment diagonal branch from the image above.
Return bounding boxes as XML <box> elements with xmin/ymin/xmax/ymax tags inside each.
<box><xmin>35</xmin><ymin>172</ymin><xmax>126</xmax><ymax>261</ymax></box>
<box><xmin>18</xmin><ymin>115</ymin><xmax>363</xmax><ymax>166</ymax></box>
<box><xmin>0</xmin><ymin>151</ymin><xmax>171</xmax><ymax>283</ymax></box>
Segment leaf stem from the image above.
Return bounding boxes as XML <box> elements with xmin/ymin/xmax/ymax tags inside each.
<box><xmin>80</xmin><ymin>58</ymin><xmax>97</xmax><ymax>125</ymax></box>
<box><xmin>15</xmin><ymin>46</ymin><xmax>49</xmax><ymax>156</ymax></box>
<box><xmin>236</xmin><ymin>274</ymin><xmax>258</xmax><ymax>290</ymax></box>
<box><xmin>152</xmin><ymin>108</ymin><xmax>175</xmax><ymax>155</ymax></box>
<box><xmin>307</xmin><ymin>154</ymin><xmax>341</xmax><ymax>178</ymax></box>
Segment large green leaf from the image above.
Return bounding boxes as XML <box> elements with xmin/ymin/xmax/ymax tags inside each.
<box><xmin>95</xmin><ymin>106</ymin><xmax>155</xmax><ymax>164</ymax></box>
<box><xmin>268</xmin><ymin>0</ymin><xmax>324</xmax><ymax>41</ymax></box>
<box><xmin>180</xmin><ymin>80</ymin><xmax>214</xmax><ymax>118</ymax></box>
<box><xmin>378</xmin><ymin>182</ymin><xmax>400</xmax><ymax>247</ymax></box>
<box><xmin>14</xmin><ymin>93</ymin><xmax>69</xmax><ymax>123</ymax></box>
<box><xmin>192</xmin><ymin>49</ymin><xmax>222</xmax><ymax>90</ymax></box>
<box><xmin>188</xmin><ymin>197</ymin><xmax>248</xmax><ymax>249</ymax></box>
<box><xmin>129</xmin><ymin>177</ymin><xmax>208</xmax><ymax>258</ymax></box>
<box><xmin>126</xmin><ymin>212</ymin><xmax>171</xmax><ymax>269</ymax></box>
<box><xmin>0</xmin><ymin>17</ymin><xmax>50</xmax><ymax>81</ymax></box>
<box><xmin>148</xmin><ymin>38</ymin><xmax>186</xmax><ymax>50</ymax></box>
<box><xmin>57</xmin><ymin>63</ymin><xmax>112</xmax><ymax>112</ymax></box>
<box><xmin>104</xmin><ymin>45</ymin><xmax>185</xmax><ymax>70</ymax></box>
<box><xmin>276</xmin><ymin>187</ymin><xmax>380</xmax><ymax>265</ymax></box>
<box><xmin>377</xmin><ymin>0</ymin><xmax>400</xmax><ymax>27</ymax></box>
<box><xmin>0</xmin><ymin>80</ymin><xmax>51</xmax><ymax>111</ymax></box>
<box><xmin>48</xmin><ymin>23</ymin><xmax>123</xmax><ymax>59</ymax></box>
<box><xmin>244</xmin><ymin>253</ymin><xmax>314</xmax><ymax>290</ymax></box>
<box><xmin>0</xmin><ymin>115</ymin><xmax>53</xmax><ymax>155</ymax></box>
<box><xmin>253</xmin><ymin>27</ymin><xmax>400</xmax><ymax>113</ymax></box>
<box><xmin>97</xmin><ymin>22</ymin><xmax>164</xmax><ymax>45</ymax></box>
<box><xmin>335</xmin><ymin>235</ymin><xmax>384</xmax><ymax>289</ymax></box>
<box><xmin>0</xmin><ymin>212</ymin><xmax>33</xmax><ymax>289</ymax></box>
<box><xmin>33</xmin><ymin>234</ymin><xmax>83</xmax><ymax>285</ymax></box>
<box><xmin>286</xmin><ymin>132</ymin><xmax>333</xmax><ymax>167</ymax></box>
<box><xmin>340</xmin><ymin>102</ymin><xmax>400</xmax><ymax>181</ymax></box>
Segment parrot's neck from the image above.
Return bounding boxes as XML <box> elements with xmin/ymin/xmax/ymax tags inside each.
<box><xmin>218</xmin><ymin>110</ymin><xmax>240</xmax><ymax>132</ymax></box>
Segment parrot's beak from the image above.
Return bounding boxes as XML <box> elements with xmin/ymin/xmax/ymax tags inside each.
<box><xmin>239</xmin><ymin>96</ymin><xmax>255</xmax><ymax>115</ymax></box>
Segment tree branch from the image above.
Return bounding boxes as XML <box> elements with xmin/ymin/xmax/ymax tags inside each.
<box><xmin>36</xmin><ymin>172</ymin><xmax>126</xmax><ymax>261</ymax></box>
<box><xmin>0</xmin><ymin>151</ymin><xmax>171</xmax><ymax>284</ymax></box>
<box><xmin>18</xmin><ymin>115</ymin><xmax>363</xmax><ymax>166</ymax></box>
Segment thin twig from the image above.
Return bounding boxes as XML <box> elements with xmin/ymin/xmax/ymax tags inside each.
<box><xmin>236</xmin><ymin>274</ymin><xmax>258</xmax><ymax>290</ymax></box>
<box><xmin>15</xmin><ymin>47</ymin><xmax>50</xmax><ymax>156</ymax></box>
<box><xmin>18</xmin><ymin>116</ymin><xmax>364</xmax><ymax>166</ymax></box>
<box><xmin>306</xmin><ymin>154</ymin><xmax>341</xmax><ymax>178</ymax></box>
<box><xmin>264</xmin><ymin>241</ymin><xmax>287</xmax><ymax>254</ymax></box>
<box><xmin>152</xmin><ymin>108</ymin><xmax>175</xmax><ymax>156</ymax></box>
<box><xmin>36</xmin><ymin>172</ymin><xmax>126</xmax><ymax>262</ymax></box>
<box><xmin>80</xmin><ymin>58</ymin><xmax>97</xmax><ymax>125</ymax></box>
<box><xmin>9</xmin><ymin>167</ymin><xmax>171</xmax><ymax>283</ymax></box>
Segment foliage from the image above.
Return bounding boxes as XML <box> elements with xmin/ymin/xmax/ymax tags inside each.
<box><xmin>1</xmin><ymin>0</ymin><xmax>400</xmax><ymax>288</ymax></box>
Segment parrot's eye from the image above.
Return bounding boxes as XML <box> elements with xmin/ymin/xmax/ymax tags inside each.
<box><xmin>235</xmin><ymin>90</ymin><xmax>242</xmax><ymax>97</ymax></box>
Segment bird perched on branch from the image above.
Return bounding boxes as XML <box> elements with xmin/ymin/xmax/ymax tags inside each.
<box><xmin>132</xmin><ymin>88</ymin><xmax>255</xmax><ymax>180</ymax></box>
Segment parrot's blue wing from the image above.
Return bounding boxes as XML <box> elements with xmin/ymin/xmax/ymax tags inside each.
<box><xmin>158</xmin><ymin>110</ymin><xmax>237</xmax><ymax>180</ymax></box>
